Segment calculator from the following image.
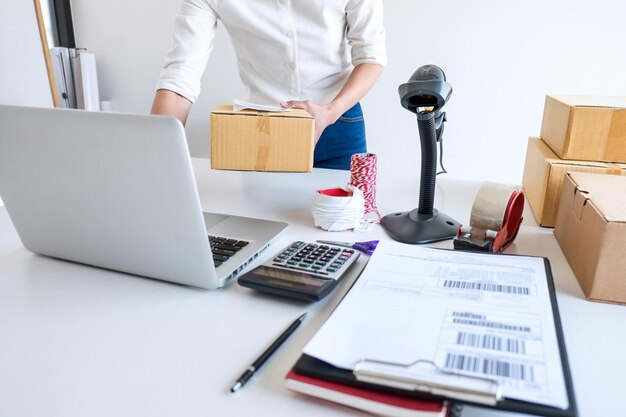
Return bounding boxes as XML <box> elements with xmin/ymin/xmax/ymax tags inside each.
<box><xmin>237</xmin><ymin>241</ymin><xmax>361</xmax><ymax>301</ymax></box>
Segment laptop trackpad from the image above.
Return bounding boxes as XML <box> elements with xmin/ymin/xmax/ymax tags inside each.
<box><xmin>203</xmin><ymin>212</ymin><xmax>229</xmax><ymax>229</ymax></box>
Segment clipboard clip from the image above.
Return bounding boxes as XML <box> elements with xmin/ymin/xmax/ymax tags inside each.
<box><xmin>353</xmin><ymin>357</ymin><xmax>502</xmax><ymax>406</ymax></box>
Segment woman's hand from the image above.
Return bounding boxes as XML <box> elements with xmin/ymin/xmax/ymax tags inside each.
<box><xmin>280</xmin><ymin>100</ymin><xmax>343</xmax><ymax>144</ymax></box>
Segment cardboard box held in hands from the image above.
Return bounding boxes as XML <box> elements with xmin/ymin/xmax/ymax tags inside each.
<box><xmin>210</xmin><ymin>104</ymin><xmax>314</xmax><ymax>172</ymax></box>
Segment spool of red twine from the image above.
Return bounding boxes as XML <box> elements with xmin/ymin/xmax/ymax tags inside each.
<box><xmin>349</xmin><ymin>153</ymin><xmax>381</xmax><ymax>223</ymax></box>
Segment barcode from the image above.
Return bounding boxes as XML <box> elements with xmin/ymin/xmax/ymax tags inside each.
<box><xmin>453</xmin><ymin>318</ymin><xmax>531</xmax><ymax>333</ymax></box>
<box><xmin>443</xmin><ymin>280</ymin><xmax>530</xmax><ymax>295</ymax></box>
<box><xmin>452</xmin><ymin>312</ymin><xmax>486</xmax><ymax>320</ymax></box>
<box><xmin>456</xmin><ymin>332</ymin><xmax>526</xmax><ymax>354</ymax></box>
<box><xmin>444</xmin><ymin>353</ymin><xmax>535</xmax><ymax>382</ymax></box>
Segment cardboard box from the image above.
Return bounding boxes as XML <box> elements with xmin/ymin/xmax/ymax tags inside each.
<box><xmin>554</xmin><ymin>172</ymin><xmax>626</xmax><ymax>304</ymax></box>
<box><xmin>540</xmin><ymin>95</ymin><xmax>626</xmax><ymax>162</ymax></box>
<box><xmin>522</xmin><ymin>137</ymin><xmax>626</xmax><ymax>227</ymax></box>
<box><xmin>210</xmin><ymin>104</ymin><xmax>314</xmax><ymax>172</ymax></box>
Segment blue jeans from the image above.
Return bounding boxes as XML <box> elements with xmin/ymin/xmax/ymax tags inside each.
<box><xmin>314</xmin><ymin>103</ymin><xmax>366</xmax><ymax>170</ymax></box>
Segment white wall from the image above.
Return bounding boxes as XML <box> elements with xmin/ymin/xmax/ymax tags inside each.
<box><xmin>71</xmin><ymin>0</ymin><xmax>626</xmax><ymax>183</ymax></box>
<box><xmin>0</xmin><ymin>1</ymin><xmax>53</xmax><ymax>108</ymax></box>
<box><xmin>1</xmin><ymin>0</ymin><xmax>56</xmax><ymax>208</ymax></box>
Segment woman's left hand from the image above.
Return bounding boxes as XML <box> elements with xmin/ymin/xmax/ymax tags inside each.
<box><xmin>280</xmin><ymin>100</ymin><xmax>342</xmax><ymax>144</ymax></box>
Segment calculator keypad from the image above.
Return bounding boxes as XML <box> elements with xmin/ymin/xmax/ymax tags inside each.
<box><xmin>268</xmin><ymin>241</ymin><xmax>359</xmax><ymax>280</ymax></box>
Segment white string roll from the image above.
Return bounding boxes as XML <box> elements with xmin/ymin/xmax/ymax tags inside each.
<box><xmin>311</xmin><ymin>186</ymin><xmax>365</xmax><ymax>231</ymax></box>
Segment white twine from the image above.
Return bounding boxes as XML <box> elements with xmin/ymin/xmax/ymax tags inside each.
<box><xmin>311</xmin><ymin>185</ymin><xmax>365</xmax><ymax>232</ymax></box>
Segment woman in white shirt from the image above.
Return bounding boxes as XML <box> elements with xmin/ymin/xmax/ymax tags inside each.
<box><xmin>151</xmin><ymin>0</ymin><xmax>387</xmax><ymax>170</ymax></box>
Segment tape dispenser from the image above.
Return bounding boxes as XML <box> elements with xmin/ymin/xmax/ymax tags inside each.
<box><xmin>454</xmin><ymin>182</ymin><xmax>524</xmax><ymax>253</ymax></box>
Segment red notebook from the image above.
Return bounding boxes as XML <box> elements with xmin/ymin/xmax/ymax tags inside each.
<box><xmin>286</xmin><ymin>369</ymin><xmax>449</xmax><ymax>417</ymax></box>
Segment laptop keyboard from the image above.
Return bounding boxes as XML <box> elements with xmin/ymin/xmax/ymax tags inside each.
<box><xmin>209</xmin><ymin>235</ymin><xmax>250</xmax><ymax>267</ymax></box>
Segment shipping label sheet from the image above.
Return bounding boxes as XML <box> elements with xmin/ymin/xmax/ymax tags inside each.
<box><xmin>303</xmin><ymin>240</ymin><xmax>568</xmax><ymax>409</ymax></box>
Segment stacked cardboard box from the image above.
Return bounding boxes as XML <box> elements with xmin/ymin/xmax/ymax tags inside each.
<box><xmin>523</xmin><ymin>95</ymin><xmax>626</xmax><ymax>304</ymax></box>
<box><xmin>523</xmin><ymin>137</ymin><xmax>626</xmax><ymax>227</ymax></box>
<box><xmin>523</xmin><ymin>95</ymin><xmax>626</xmax><ymax>227</ymax></box>
<box><xmin>554</xmin><ymin>172</ymin><xmax>626</xmax><ymax>304</ymax></box>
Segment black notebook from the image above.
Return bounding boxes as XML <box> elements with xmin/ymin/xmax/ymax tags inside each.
<box><xmin>295</xmin><ymin>241</ymin><xmax>578</xmax><ymax>417</ymax></box>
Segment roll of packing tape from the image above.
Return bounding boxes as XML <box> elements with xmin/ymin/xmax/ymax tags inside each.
<box><xmin>311</xmin><ymin>186</ymin><xmax>365</xmax><ymax>231</ymax></box>
<box><xmin>469</xmin><ymin>182</ymin><xmax>518</xmax><ymax>233</ymax></box>
<box><xmin>456</xmin><ymin>181</ymin><xmax>524</xmax><ymax>253</ymax></box>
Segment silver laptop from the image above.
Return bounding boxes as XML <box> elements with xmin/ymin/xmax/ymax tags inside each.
<box><xmin>0</xmin><ymin>105</ymin><xmax>288</xmax><ymax>289</ymax></box>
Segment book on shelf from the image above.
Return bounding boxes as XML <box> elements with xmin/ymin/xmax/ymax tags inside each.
<box><xmin>48</xmin><ymin>47</ymin><xmax>100</xmax><ymax>111</ymax></box>
<box><xmin>73</xmin><ymin>49</ymin><xmax>100</xmax><ymax>111</ymax></box>
<box><xmin>49</xmin><ymin>46</ymin><xmax>76</xmax><ymax>108</ymax></box>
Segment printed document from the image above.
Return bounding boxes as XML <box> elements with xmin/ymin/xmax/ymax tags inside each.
<box><xmin>232</xmin><ymin>100</ymin><xmax>292</xmax><ymax>112</ymax></box>
<box><xmin>303</xmin><ymin>240</ymin><xmax>568</xmax><ymax>409</ymax></box>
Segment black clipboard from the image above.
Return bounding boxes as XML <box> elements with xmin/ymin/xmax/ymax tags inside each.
<box><xmin>293</xmin><ymin>256</ymin><xmax>578</xmax><ymax>417</ymax></box>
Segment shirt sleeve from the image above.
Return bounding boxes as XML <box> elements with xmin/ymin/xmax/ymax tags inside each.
<box><xmin>156</xmin><ymin>0</ymin><xmax>218</xmax><ymax>103</ymax></box>
<box><xmin>345</xmin><ymin>0</ymin><xmax>388</xmax><ymax>67</ymax></box>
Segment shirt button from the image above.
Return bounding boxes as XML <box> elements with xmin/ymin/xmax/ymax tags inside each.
<box><xmin>290</xmin><ymin>62</ymin><xmax>296</xmax><ymax>69</ymax></box>
<box><xmin>289</xmin><ymin>89</ymin><xmax>297</xmax><ymax>96</ymax></box>
<box><xmin>286</xmin><ymin>31</ymin><xmax>293</xmax><ymax>38</ymax></box>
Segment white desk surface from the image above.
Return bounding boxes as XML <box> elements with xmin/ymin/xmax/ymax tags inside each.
<box><xmin>1</xmin><ymin>158</ymin><xmax>624</xmax><ymax>417</ymax></box>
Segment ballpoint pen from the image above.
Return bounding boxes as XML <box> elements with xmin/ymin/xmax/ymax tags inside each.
<box><xmin>230</xmin><ymin>312</ymin><xmax>307</xmax><ymax>393</ymax></box>
<box><xmin>316</xmin><ymin>240</ymin><xmax>379</xmax><ymax>256</ymax></box>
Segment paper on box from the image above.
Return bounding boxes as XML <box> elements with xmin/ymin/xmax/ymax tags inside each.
<box><xmin>554</xmin><ymin>172</ymin><xmax>626</xmax><ymax>305</ymax></box>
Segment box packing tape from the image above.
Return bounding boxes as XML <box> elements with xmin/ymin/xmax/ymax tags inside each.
<box><xmin>254</xmin><ymin>114</ymin><xmax>271</xmax><ymax>171</ymax></box>
<box><xmin>470</xmin><ymin>182</ymin><xmax>517</xmax><ymax>235</ymax></box>
<box><xmin>606</xmin><ymin>163</ymin><xmax>622</xmax><ymax>176</ymax></box>
<box><xmin>455</xmin><ymin>181</ymin><xmax>525</xmax><ymax>253</ymax></box>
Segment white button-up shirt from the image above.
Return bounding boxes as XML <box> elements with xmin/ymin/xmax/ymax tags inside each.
<box><xmin>157</xmin><ymin>0</ymin><xmax>387</xmax><ymax>105</ymax></box>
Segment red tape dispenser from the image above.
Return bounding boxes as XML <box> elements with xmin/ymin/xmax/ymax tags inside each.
<box><xmin>454</xmin><ymin>182</ymin><xmax>524</xmax><ymax>253</ymax></box>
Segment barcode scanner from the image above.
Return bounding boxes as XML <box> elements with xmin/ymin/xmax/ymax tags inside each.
<box><xmin>381</xmin><ymin>64</ymin><xmax>460</xmax><ymax>244</ymax></box>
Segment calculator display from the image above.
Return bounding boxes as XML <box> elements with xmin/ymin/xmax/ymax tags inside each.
<box><xmin>248</xmin><ymin>266</ymin><xmax>330</xmax><ymax>289</ymax></box>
